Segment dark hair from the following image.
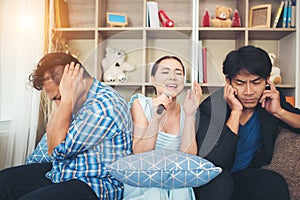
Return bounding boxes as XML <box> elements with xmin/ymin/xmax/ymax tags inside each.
<box><xmin>222</xmin><ymin>45</ymin><xmax>272</xmax><ymax>80</ymax></box>
<box><xmin>151</xmin><ymin>55</ymin><xmax>185</xmax><ymax>77</ymax></box>
<box><xmin>29</xmin><ymin>52</ymin><xmax>90</xmax><ymax>90</ymax></box>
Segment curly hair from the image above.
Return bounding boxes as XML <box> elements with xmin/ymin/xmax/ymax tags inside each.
<box><xmin>29</xmin><ymin>52</ymin><xmax>90</xmax><ymax>90</ymax></box>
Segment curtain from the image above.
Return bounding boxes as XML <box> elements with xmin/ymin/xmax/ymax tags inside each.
<box><xmin>35</xmin><ymin>0</ymin><xmax>53</xmax><ymax>148</ymax></box>
<box><xmin>0</xmin><ymin>0</ymin><xmax>45</xmax><ymax>167</ymax></box>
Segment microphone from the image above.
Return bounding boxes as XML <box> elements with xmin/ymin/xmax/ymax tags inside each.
<box><xmin>156</xmin><ymin>93</ymin><xmax>171</xmax><ymax>114</ymax></box>
<box><xmin>157</xmin><ymin>104</ymin><xmax>166</xmax><ymax>114</ymax></box>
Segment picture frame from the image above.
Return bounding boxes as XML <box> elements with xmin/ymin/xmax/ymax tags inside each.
<box><xmin>106</xmin><ymin>12</ymin><xmax>128</xmax><ymax>27</ymax></box>
<box><xmin>249</xmin><ymin>4</ymin><xmax>271</xmax><ymax>28</ymax></box>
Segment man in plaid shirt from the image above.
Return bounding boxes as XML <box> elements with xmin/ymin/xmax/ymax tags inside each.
<box><xmin>0</xmin><ymin>52</ymin><xmax>132</xmax><ymax>200</ymax></box>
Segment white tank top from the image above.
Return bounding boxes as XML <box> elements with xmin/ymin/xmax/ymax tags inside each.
<box><xmin>128</xmin><ymin>93</ymin><xmax>185</xmax><ymax>151</ymax></box>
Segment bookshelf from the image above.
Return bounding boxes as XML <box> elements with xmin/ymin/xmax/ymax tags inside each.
<box><xmin>48</xmin><ymin>0</ymin><xmax>299</xmax><ymax>107</ymax></box>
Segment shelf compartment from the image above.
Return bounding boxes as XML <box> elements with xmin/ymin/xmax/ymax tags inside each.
<box><xmin>52</xmin><ymin>28</ymin><xmax>95</xmax><ymax>39</ymax></box>
<box><xmin>100</xmin><ymin>0</ymin><xmax>144</xmax><ymax>28</ymax></box>
<box><xmin>97</xmin><ymin>28</ymin><xmax>144</xmax><ymax>39</ymax></box>
<box><xmin>199</xmin><ymin>0</ymin><xmax>245</xmax><ymax>28</ymax></box>
<box><xmin>248</xmin><ymin>28</ymin><xmax>296</xmax><ymax>40</ymax></box>
<box><xmin>154</xmin><ymin>0</ymin><xmax>194</xmax><ymax>27</ymax></box>
<box><xmin>67</xmin><ymin>0</ymin><xmax>95</xmax><ymax>28</ymax></box>
<box><xmin>146</xmin><ymin>28</ymin><xmax>193</xmax><ymax>39</ymax></box>
<box><xmin>199</xmin><ymin>28</ymin><xmax>245</xmax><ymax>40</ymax></box>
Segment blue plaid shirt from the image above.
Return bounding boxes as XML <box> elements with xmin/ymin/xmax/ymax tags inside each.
<box><xmin>44</xmin><ymin>78</ymin><xmax>132</xmax><ymax>199</ymax></box>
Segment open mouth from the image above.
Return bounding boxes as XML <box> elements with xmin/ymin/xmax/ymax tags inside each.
<box><xmin>166</xmin><ymin>83</ymin><xmax>178</xmax><ymax>89</ymax></box>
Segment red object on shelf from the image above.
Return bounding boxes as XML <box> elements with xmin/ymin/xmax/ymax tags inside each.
<box><xmin>158</xmin><ymin>10</ymin><xmax>174</xmax><ymax>27</ymax></box>
<box><xmin>203</xmin><ymin>9</ymin><xmax>210</xmax><ymax>27</ymax></box>
<box><xmin>231</xmin><ymin>9</ymin><xmax>241</xmax><ymax>27</ymax></box>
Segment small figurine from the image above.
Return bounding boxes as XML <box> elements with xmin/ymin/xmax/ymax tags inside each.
<box><xmin>203</xmin><ymin>9</ymin><xmax>211</xmax><ymax>27</ymax></box>
<box><xmin>231</xmin><ymin>9</ymin><xmax>241</xmax><ymax>27</ymax></box>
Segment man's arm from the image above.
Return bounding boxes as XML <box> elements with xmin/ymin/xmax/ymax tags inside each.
<box><xmin>260</xmin><ymin>80</ymin><xmax>300</xmax><ymax>129</ymax></box>
<box><xmin>196</xmin><ymin>88</ymin><xmax>239</xmax><ymax>171</ymax></box>
<box><xmin>47</xmin><ymin>62</ymin><xmax>85</xmax><ymax>155</ymax></box>
<box><xmin>46</xmin><ymin>100</ymin><xmax>72</xmax><ymax>155</ymax></box>
<box><xmin>223</xmin><ymin>83</ymin><xmax>243</xmax><ymax>134</ymax></box>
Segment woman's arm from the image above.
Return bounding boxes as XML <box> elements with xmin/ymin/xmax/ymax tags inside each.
<box><xmin>181</xmin><ymin>81</ymin><xmax>202</xmax><ymax>155</ymax></box>
<box><xmin>180</xmin><ymin>114</ymin><xmax>197</xmax><ymax>155</ymax></box>
<box><xmin>131</xmin><ymin>99</ymin><xmax>160</xmax><ymax>153</ymax></box>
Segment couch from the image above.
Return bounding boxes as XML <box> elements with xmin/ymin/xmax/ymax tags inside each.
<box><xmin>263</xmin><ymin>128</ymin><xmax>300</xmax><ymax>200</ymax></box>
<box><xmin>31</xmin><ymin>126</ymin><xmax>299</xmax><ymax>199</ymax></box>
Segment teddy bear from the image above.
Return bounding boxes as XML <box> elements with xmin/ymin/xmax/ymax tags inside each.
<box><xmin>101</xmin><ymin>47</ymin><xmax>135</xmax><ymax>82</ymax></box>
<box><xmin>211</xmin><ymin>6</ymin><xmax>233</xmax><ymax>27</ymax></box>
<box><xmin>268</xmin><ymin>53</ymin><xmax>282</xmax><ymax>85</ymax></box>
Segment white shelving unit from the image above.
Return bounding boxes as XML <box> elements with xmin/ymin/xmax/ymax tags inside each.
<box><xmin>48</xmin><ymin>0</ymin><xmax>299</xmax><ymax>106</ymax></box>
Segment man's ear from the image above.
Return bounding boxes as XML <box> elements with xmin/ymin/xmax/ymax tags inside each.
<box><xmin>225</xmin><ymin>76</ymin><xmax>231</xmax><ymax>84</ymax></box>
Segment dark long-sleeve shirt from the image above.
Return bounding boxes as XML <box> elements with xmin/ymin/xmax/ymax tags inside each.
<box><xmin>196</xmin><ymin>88</ymin><xmax>300</xmax><ymax>172</ymax></box>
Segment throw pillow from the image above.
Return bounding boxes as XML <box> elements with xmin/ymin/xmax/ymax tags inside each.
<box><xmin>107</xmin><ymin>149</ymin><xmax>222</xmax><ymax>189</ymax></box>
<box><xmin>26</xmin><ymin>134</ymin><xmax>53</xmax><ymax>164</ymax></box>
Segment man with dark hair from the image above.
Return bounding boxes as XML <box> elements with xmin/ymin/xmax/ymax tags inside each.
<box><xmin>193</xmin><ymin>45</ymin><xmax>300</xmax><ymax>200</ymax></box>
<box><xmin>0</xmin><ymin>52</ymin><xmax>132</xmax><ymax>200</ymax></box>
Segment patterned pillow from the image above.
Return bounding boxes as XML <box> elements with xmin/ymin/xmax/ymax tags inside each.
<box><xmin>107</xmin><ymin>149</ymin><xmax>222</xmax><ymax>189</ymax></box>
<box><xmin>26</xmin><ymin>134</ymin><xmax>53</xmax><ymax>164</ymax></box>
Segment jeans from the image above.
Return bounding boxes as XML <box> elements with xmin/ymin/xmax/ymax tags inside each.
<box><xmin>193</xmin><ymin>168</ymin><xmax>290</xmax><ymax>200</ymax></box>
<box><xmin>0</xmin><ymin>163</ymin><xmax>98</xmax><ymax>200</ymax></box>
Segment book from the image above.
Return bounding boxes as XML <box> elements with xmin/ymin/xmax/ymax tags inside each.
<box><xmin>287</xmin><ymin>0</ymin><xmax>292</xmax><ymax>27</ymax></box>
<box><xmin>198</xmin><ymin>41</ymin><xmax>203</xmax><ymax>84</ymax></box>
<box><xmin>272</xmin><ymin>1</ymin><xmax>285</xmax><ymax>28</ymax></box>
<box><xmin>290</xmin><ymin>0</ymin><xmax>296</xmax><ymax>28</ymax></box>
<box><xmin>202</xmin><ymin>47</ymin><xmax>207</xmax><ymax>83</ymax></box>
<box><xmin>282</xmin><ymin>1</ymin><xmax>289</xmax><ymax>28</ymax></box>
<box><xmin>147</xmin><ymin>1</ymin><xmax>160</xmax><ymax>28</ymax></box>
<box><xmin>277</xmin><ymin>5</ymin><xmax>285</xmax><ymax>28</ymax></box>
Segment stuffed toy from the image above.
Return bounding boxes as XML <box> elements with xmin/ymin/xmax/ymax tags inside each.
<box><xmin>268</xmin><ymin>53</ymin><xmax>282</xmax><ymax>85</ymax></box>
<box><xmin>211</xmin><ymin>6</ymin><xmax>233</xmax><ymax>27</ymax></box>
<box><xmin>102</xmin><ymin>47</ymin><xmax>135</xmax><ymax>82</ymax></box>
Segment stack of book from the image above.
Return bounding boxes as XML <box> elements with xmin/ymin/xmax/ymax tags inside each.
<box><xmin>273</xmin><ymin>0</ymin><xmax>296</xmax><ymax>28</ymax></box>
<box><xmin>146</xmin><ymin>1</ymin><xmax>160</xmax><ymax>28</ymax></box>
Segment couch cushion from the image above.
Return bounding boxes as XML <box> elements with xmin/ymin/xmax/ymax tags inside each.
<box><xmin>263</xmin><ymin>128</ymin><xmax>300</xmax><ymax>200</ymax></box>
